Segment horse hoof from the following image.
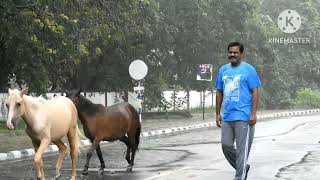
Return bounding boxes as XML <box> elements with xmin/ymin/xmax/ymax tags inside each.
<box><xmin>70</xmin><ymin>176</ymin><xmax>76</xmax><ymax>180</ymax></box>
<box><xmin>55</xmin><ymin>174</ymin><xmax>61</xmax><ymax>179</ymax></box>
<box><xmin>98</xmin><ymin>169</ymin><xmax>104</xmax><ymax>175</ymax></box>
<box><xmin>126</xmin><ymin>166</ymin><xmax>133</xmax><ymax>172</ymax></box>
<box><xmin>82</xmin><ymin>169</ymin><xmax>89</xmax><ymax>175</ymax></box>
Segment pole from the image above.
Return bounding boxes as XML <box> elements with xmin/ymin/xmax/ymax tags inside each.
<box><xmin>187</xmin><ymin>89</ymin><xmax>190</xmax><ymax>112</ymax></box>
<box><xmin>202</xmin><ymin>90</ymin><xmax>205</xmax><ymax>120</ymax></box>
<box><xmin>139</xmin><ymin>99</ymin><xmax>142</xmax><ymax>123</ymax></box>
<box><xmin>138</xmin><ymin>80</ymin><xmax>143</xmax><ymax>123</ymax></box>
<box><xmin>211</xmin><ymin>90</ymin><xmax>214</xmax><ymax>108</ymax></box>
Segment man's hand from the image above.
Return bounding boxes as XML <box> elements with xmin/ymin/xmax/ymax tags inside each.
<box><xmin>216</xmin><ymin>114</ymin><xmax>222</xmax><ymax>128</ymax></box>
<box><xmin>249</xmin><ymin>113</ymin><xmax>257</xmax><ymax>127</ymax></box>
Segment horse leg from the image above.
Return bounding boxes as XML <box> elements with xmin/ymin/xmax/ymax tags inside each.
<box><xmin>53</xmin><ymin>140</ymin><xmax>67</xmax><ymax>179</ymax></box>
<box><xmin>82</xmin><ymin>139</ymin><xmax>100</xmax><ymax>175</ymax></box>
<box><xmin>96</xmin><ymin>144</ymin><xmax>105</xmax><ymax>175</ymax></box>
<box><xmin>32</xmin><ymin>139</ymin><xmax>44</xmax><ymax>179</ymax></box>
<box><xmin>67</xmin><ymin>127</ymin><xmax>79</xmax><ymax>180</ymax></box>
<box><xmin>34</xmin><ymin>138</ymin><xmax>50</xmax><ymax>180</ymax></box>
<box><xmin>120</xmin><ymin>136</ymin><xmax>131</xmax><ymax>165</ymax></box>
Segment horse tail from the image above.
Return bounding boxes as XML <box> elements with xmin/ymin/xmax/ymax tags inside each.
<box><xmin>65</xmin><ymin>125</ymin><xmax>82</xmax><ymax>157</ymax></box>
<box><xmin>135</xmin><ymin>123</ymin><xmax>141</xmax><ymax>150</ymax></box>
<box><xmin>127</xmin><ymin>103</ymin><xmax>141</xmax><ymax>150</ymax></box>
<box><xmin>76</xmin><ymin>125</ymin><xmax>85</xmax><ymax>139</ymax></box>
<box><xmin>132</xmin><ymin>105</ymin><xmax>141</xmax><ymax>150</ymax></box>
<box><xmin>72</xmin><ymin>124</ymin><xmax>79</xmax><ymax>156</ymax></box>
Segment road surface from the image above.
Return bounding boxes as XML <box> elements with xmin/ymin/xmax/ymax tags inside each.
<box><xmin>0</xmin><ymin>114</ymin><xmax>319</xmax><ymax>180</ymax></box>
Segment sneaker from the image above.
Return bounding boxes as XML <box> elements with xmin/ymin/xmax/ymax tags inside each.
<box><xmin>244</xmin><ymin>164</ymin><xmax>250</xmax><ymax>180</ymax></box>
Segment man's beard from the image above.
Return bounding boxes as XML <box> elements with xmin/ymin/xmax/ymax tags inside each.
<box><xmin>229</xmin><ymin>56</ymin><xmax>238</xmax><ymax>64</ymax></box>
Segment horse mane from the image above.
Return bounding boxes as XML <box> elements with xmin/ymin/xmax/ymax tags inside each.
<box><xmin>23</xmin><ymin>95</ymin><xmax>46</xmax><ymax>106</ymax></box>
<box><xmin>77</xmin><ymin>95</ymin><xmax>102</xmax><ymax>116</ymax></box>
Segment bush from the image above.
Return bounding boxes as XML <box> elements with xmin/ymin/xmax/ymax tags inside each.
<box><xmin>294</xmin><ymin>88</ymin><xmax>320</xmax><ymax>108</ymax></box>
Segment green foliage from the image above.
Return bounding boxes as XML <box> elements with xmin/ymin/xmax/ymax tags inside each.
<box><xmin>0</xmin><ymin>0</ymin><xmax>146</xmax><ymax>93</ymax></box>
<box><xmin>294</xmin><ymin>88</ymin><xmax>320</xmax><ymax>108</ymax></box>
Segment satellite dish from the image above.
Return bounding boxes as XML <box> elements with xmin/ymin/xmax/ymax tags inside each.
<box><xmin>129</xmin><ymin>60</ymin><xmax>148</xmax><ymax>80</ymax></box>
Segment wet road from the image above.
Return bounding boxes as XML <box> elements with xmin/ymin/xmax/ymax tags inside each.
<box><xmin>1</xmin><ymin>114</ymin><xmax>320</xmax><ymax>180</ymax></box>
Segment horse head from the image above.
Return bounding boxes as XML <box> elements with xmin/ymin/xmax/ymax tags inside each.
<box><xmin>5</xmin><ymin>88</ymin><xmax>28</xmax><ymax>129</ymax></box>
<box><xmin>65</xmin><ymin>89</ymin><xmax>82</xmax><ymax>106</ymax></box>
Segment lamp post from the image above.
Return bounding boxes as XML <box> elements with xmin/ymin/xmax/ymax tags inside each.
<box><xmin>129</xmin><ymin>60</ymin><xmax>148</xmax><ymax>122</ymax></box>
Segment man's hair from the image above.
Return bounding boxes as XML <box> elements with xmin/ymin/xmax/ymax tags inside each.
<box><xmin>227</xmin><ymin>42</ymin><xmax>244</xmax><ymax>53</ymax></box>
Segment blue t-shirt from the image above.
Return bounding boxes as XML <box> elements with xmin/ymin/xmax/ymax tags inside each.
<box><xmin>215</xmin><ymin>61</ymin><xmax>261</xmax><ymax>121</ymax></box>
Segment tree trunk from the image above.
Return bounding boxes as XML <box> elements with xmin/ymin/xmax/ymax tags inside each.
<box><xmin>173</xmin><ymin>90</ymin><xmax>176</xmax><ymax>111</ymax></box>
<box><xmin>187</xmin><ymin>89</ymin><xmax>190</xmax><ymax>112</ymax></box>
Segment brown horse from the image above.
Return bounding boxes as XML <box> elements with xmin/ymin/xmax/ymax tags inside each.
<box><xmin>5</xmin><ymin>88</ymin><xmax>80</xmax><ymax>180</ymax></box>
<box><xmin>66</xmin><ymin>89</ymin><xmax>141</xmax><ymax>175</ymax></box>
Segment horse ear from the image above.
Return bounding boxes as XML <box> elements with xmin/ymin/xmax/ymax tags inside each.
<box><xmin>75</xmin><ymin>88</ymin><xmax>81</xmax><ymax>96</ymax></box>
<box><xmin>21</xmin><ymin>87</ymin><xmax>28</xmax><ymax>97</ymax></box>
<box><xmin>8</xmin><ymin>88</ymin><xmax>12</xmax><ymax>94</ymax></box>
<box><xmin>64</xmin><ymin>90</ymin><xmax>70</xmax><ymax>96</ymax></box>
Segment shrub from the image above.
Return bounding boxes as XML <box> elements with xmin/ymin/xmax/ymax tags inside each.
<box><xmin>294</xmin><ymin>88</ymin><xmax>320</xmax><ymax>108</ymax></box>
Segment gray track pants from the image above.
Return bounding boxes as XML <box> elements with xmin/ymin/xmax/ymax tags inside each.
<box><xmin>221</xmin><ymin>121</ymin><xmax>255</xmax><ymax>180</ymax></box>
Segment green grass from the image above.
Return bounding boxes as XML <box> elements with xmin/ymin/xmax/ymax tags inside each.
<box><xmin>0</xmin><ymin>118</ymin><xmax>26</xmax><ymax>134</ymax></box>
<box><xmin>0</xmin><ymin>128</ymin><xmax>25</xmax><ymax>134</ymax></box>
<box><xmin>190</xmin><ymin>107</ymin><xmax>215</xmax><ymax>114</ymax></box>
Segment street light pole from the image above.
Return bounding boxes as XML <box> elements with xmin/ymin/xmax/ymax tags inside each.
<box><xmin>129</xmin><ymin>60</ymin><xmax>148</xmax><ymax>123</ymax></box>
<box><xmin>134</xmin><ymin>80</ymin><xmax>145</xmax><ymax>122</ymax></box>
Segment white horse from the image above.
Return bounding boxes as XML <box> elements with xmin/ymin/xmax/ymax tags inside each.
<box><xmin>5</xmin><ymin>88</ymin><xmax>80</xmax><ymax>180</ymax></box>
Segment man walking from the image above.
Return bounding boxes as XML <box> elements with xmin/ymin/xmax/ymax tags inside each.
<box><xmin>215</xmin><ymin>42</ymin><xmax>261</xmax><ymax>180</ymax></box>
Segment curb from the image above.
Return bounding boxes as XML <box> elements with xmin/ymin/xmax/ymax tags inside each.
<box><xmin>0</xmin><ymin>109</ymin><xmax>319</xmax><ymax>161</ymax></box>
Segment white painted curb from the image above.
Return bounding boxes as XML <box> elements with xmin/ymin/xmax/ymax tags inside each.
<box><xmin>1</xmin><ymin>109</ymin><xmax>319</xmax><ymax>161</ymax></box>
<box><xmin>0</xmin><ymin>153</ymin><xmax>7</xmax><ymax>161</ymax></box>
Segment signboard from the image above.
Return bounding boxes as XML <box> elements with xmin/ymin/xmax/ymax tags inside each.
<box><xmin>133</xmin><ymin>86</ymin><xmax>145</xmax><ymax>91</ymax></box>
<box><xmin>196</xmin><ymin>64</ymin><xmax>212</xmax><ymax>81</ymax></box>
<box><xmin>137</xmin><ymin>93</ymin><xmax>144</xmax><ymax>100</ymax></box>
<box><xmin>129</xmin><ymin>60</ymin><xmax>148</xmax><ymax>80</ymax></box>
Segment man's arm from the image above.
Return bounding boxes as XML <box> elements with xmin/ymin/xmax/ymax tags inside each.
<box><xmin>216</xmin><ymin>90</ymin><xmax>223</xmax><ymax>128</ymax></box>
<box><xmin>250</xmin><ymin>88</ymin><xmax>259</xmax><ymax>126</ymax></box>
